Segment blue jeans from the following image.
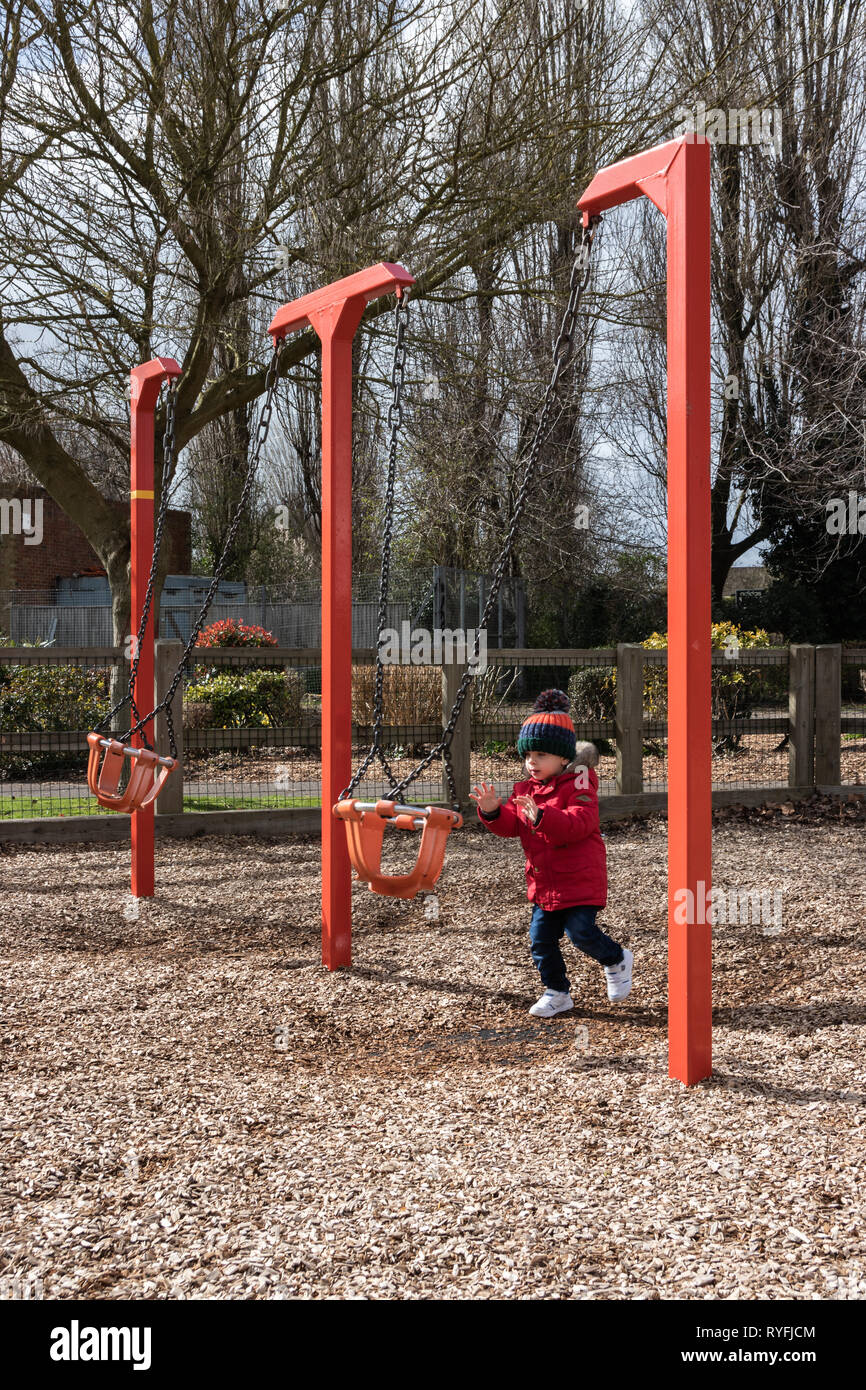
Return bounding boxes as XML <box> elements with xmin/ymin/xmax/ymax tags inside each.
<box><xmin>529</xmin><ymin>904</ymin><xmax>623</xmax><ymax>993</ymax></box>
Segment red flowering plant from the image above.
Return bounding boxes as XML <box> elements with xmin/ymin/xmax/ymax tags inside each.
<box><xmin>195</xmin><ymin>619</ymin><xmax>278</xmax><ymax>649</ymax></box>
<box><xmin>188</xmin><ymin>620</ymin><xmax>282</xmax><ymax>714</ymax></box>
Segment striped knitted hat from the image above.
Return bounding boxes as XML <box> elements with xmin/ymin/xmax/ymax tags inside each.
<box><xmin>517</xmin><ymin>689</ymin><xmax>576</xmax><ymax>761</ymax></box>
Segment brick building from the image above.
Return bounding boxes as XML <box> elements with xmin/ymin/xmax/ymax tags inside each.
<box><xmin>0</xmin><ymin>487</ymin><xmax>190</xmax><ymax>598</ymax></box>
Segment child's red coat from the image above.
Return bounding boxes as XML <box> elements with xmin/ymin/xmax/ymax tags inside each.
<box><xmin>477</xmin><ymin>766</ymin><xmax>607</xmax><ymax>909</ymax></box>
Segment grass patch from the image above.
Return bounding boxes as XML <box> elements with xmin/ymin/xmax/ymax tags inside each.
<box><xmin>0</xmin><ymin>797</ymin><xmax>113</xmax><ymax>818</ymax></box>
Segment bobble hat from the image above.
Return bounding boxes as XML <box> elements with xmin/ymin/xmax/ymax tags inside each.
<box><xmin>517</xmin><ymin>688</ymin><xmax>576</xmax><ymax>762</ymax></box>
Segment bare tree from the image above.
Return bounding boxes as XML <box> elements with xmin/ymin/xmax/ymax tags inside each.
<box><xmin>2</xmin><ymin>0</ymin><xmax>624</xmax><ymax>641</ymax></box>
<box><xmin>379</xmin><ymin>0</ymin><xmax>655</xmax><ymax>636</ymax></box>
<box><xmin>608</xmin><ymin>0</ymin><xmax>866</xmax><ymax>605</ymax></box>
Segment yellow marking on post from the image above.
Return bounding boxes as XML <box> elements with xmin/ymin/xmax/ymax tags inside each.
<box><xmin>130</xmin><ymin>490</ymin><xmax>155</xmax><ymax>499</ymax></box>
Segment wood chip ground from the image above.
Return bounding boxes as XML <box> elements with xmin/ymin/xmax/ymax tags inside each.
<box><xmin>1</xmin><ymin>794</ymin><xmax>864</xmax><ymax>1300</ymax></box>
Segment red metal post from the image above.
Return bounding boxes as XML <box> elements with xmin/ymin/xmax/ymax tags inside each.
<box><xmin>129</xmin><ymin>357</ymin><xmax>182</xmax><ymax>898</ymax></box>
<box><xmin>579</xmin><ymin>137</ymin><xmax>712</xmax><ymax>1085</ymax></box>
<box><xmin>268</xmin><ymin>264</ymin><xmax>415</xmax><ymax>970</ymax></box>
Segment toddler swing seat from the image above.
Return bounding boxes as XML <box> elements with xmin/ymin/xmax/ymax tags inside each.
<box><xmin>86</xmin><ymin>732</ymin><xmax>176</xmax><ymax>812</ymax></box>
<box><xmin>334</xmin><ymin>798</ymin><xmax>462</xmax><ymax>898</ymax></box>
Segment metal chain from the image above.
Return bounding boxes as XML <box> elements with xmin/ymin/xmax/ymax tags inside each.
<box><xmin>95</xmin><ymin>379</ymin><xmax>179</xmax><ymax>748</ymax></box>
<box><xmin>382</xmin><ymin>217</ymin><xmax>602</xmax><ymax>809</ymax></box>
<box><xmin>151</xmin><ymin>338</ymin><xmax>285</xmax><ymax>758</ymax></box>
<box><xmin>339</xmin><ymin>291</ymin><xmax>410</xmax><ymax>801</ymax></box>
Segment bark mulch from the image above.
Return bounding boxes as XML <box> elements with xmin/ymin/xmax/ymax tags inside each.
<box><xmin>0</xmin><ymin>793</ymin><xmax>863</xmax><ymax>1300</ymax></box>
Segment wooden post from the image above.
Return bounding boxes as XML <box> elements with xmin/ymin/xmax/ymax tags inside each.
<box><xmin>155</xmin><ymin>640</ymin><xmax>184</xmax><ymax>814</ymax></box>
<box><xmin>788</xmin><ymin>645</ymin><xmax>816</xmax><ymax>788</ymax></box>
<box><xmin>442</xmin><ymin>658</ymin><xmax>471</xmax><ymax>809</ymax></box>
<box><xmin>815</xmin><ymin>644</ymin><xmax>841</xmax><ymax>787</ymax></box>
<box><xmin>616</xmin><ymin>645</ymin><xmax>644</xmax><ymax>795</ymax></box>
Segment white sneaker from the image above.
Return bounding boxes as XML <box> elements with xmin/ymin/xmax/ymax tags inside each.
<box><xmin>604</xmin><ymin>948</ymin><xmax>634</xmax><ymax>1002</ymax></box>
<box><xmin>529</xmin><ymin>989</ymin><xmax>574</xmax><ymax>1018</ymax></box>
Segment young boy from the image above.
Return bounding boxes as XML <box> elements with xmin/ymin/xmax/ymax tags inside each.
<box><xmin>469</xmin><ymin>688</ymin><xmax>633</xmax><ymax>1017</ymax></box>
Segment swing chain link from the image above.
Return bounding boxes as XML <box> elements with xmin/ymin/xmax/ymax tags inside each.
<box><xmin>339</xmin><ymin>290</ymin><xmax>411</xmax><ymax>801</ymax></box>
<box><xmin>96</xmin><ymin>377</ymin><xmax>179</xmax><ymax>748</ymax></box>
<box><xmin>379</xmin><ymin>216</ymin><xmax>601</xmax><ymax>810</ymax></box>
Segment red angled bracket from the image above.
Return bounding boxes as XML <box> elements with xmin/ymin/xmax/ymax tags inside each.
<box><xmin>268</xmin><ymin>263</ymin><xmax>416</xmax><ymax>970</ymax></box>
<box><xmin>130</xmin><ymin>356</ymin><xmax>182</xmax><ymax>898</ymax></box>
<box><xmin>579</xmin><ymin>137</ymin><xmax>712</xmax><ymax>1086</ymax></box>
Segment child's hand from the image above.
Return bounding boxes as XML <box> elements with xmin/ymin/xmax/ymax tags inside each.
<box><xmin>515</xmin><ymin>793</ymin><xmax>540</xmax><ymax>824</ymax></box>
<box><xmin>469</xmin><ymin>781</ymin><xmax>501</xmax><ymax>814</ymax></box>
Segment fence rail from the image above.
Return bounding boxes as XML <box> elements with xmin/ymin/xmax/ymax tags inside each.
<box><xmin>1</xmin><ymin>641</ymin><xmax>863</xmax><ymax>836</ymax></box>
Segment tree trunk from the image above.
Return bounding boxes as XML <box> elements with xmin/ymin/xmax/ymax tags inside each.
<box><xmin>106</xmin><ymin>553</ymin><xmax>132</xmax><ymax>722</ymax></box>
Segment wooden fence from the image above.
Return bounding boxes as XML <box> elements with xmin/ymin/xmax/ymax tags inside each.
<box><xmin>0</xmin><ymin>642</ymin><xmax>863</xmax><ymax>841</ymax></box>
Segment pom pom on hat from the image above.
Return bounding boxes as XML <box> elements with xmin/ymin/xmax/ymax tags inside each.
<box><xmin>531</xmin><ymin>688</ymin><xmax>571</xmax><ymax>714</ymax></box>
<box><xmin>517</xmin><ymin>687</ymin><xmax>576</xmax><ymax>761</ymax></box>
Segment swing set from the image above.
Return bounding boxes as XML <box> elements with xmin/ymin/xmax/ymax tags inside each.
<box><xmin>88</xmin><ymin>136</ymin><xmax>712</xmax><ymax>1086</ymax></box>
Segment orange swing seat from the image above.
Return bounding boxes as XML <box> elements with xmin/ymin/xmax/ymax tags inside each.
<box><xmin>86</xmin><ymin>732</ymin><xmax>176</xmax><ymax>813</ymax></box>
<box><xmin>333</xmin><ymin>798</ymin><xmax>462</xmax><ymax>899</ymax></box>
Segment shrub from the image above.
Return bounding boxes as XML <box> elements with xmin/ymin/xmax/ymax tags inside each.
<box><xmin>352</xmin><ymin>664</ymin><xmax>442</xmax><ymax>724</ymax></box>
<box><xmin>568</xmin><ymin>666</ymin><xmax>617</xmax><ymax>720</ymax></box>
<box><xmin>641</xmin><ymin>622</ymin><xmax>779</xmax><ymax>720</ymax></box>
<box><xmin>184</xmin><ymin>668</ymin><xmax>303</xmax><ymax>727</ymax></box>
<box><xmin>0</xmin><ymin>644</ymin><xmax>112</xmax><ymax>778</ymax></box>
<box><xmin>567</xmin><ymin>628</ymin><xmax>784</xmax><ymax>725</ymax></box>
<box><xmin>0</xmin><ymin>650</ymin><xmax>110</xmax><ymax>732</ymax></box>
<box><xmin>195</xmin><ymin>619</ymin><xmax>278</xmax><ymax>648</ymax></box>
